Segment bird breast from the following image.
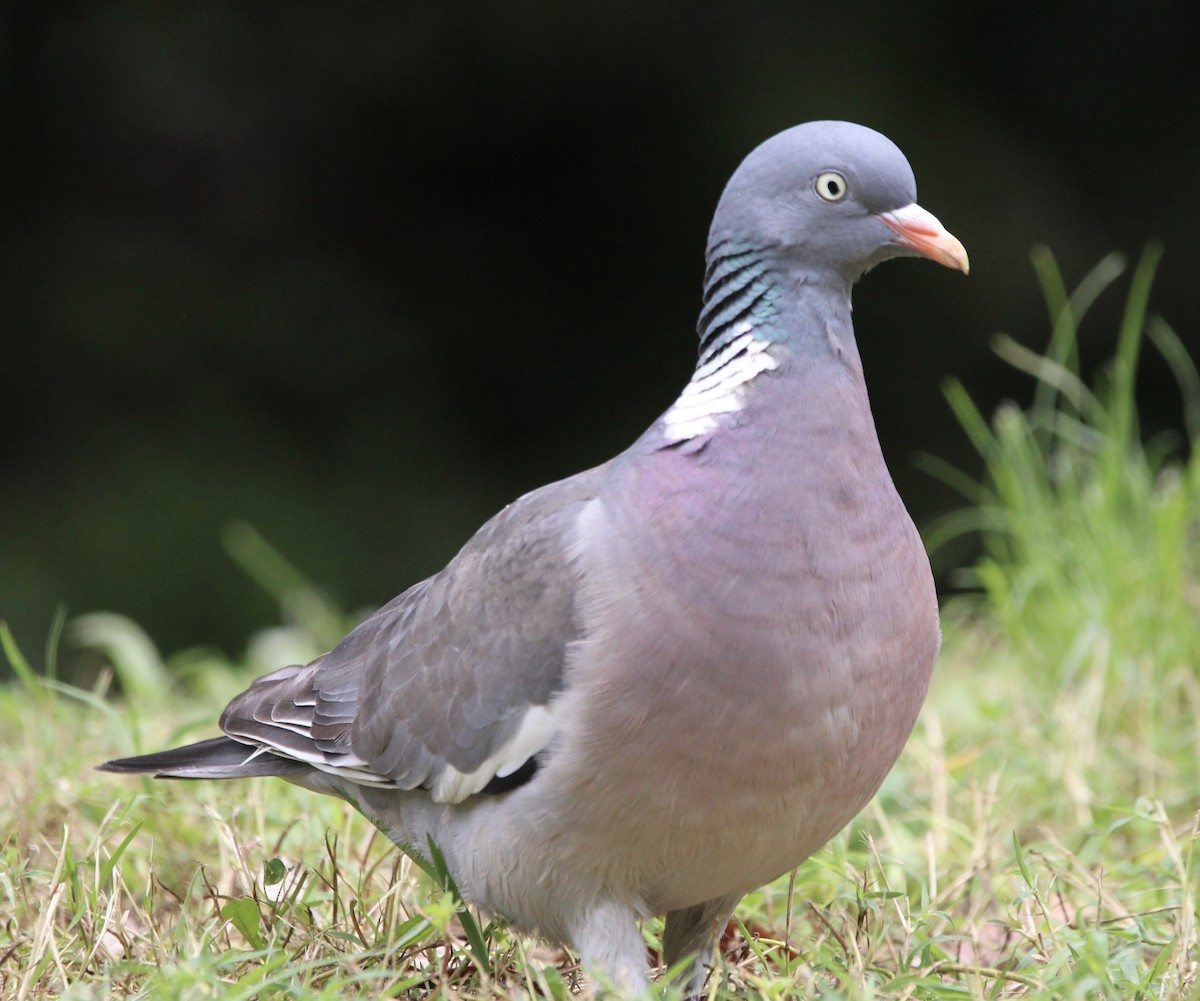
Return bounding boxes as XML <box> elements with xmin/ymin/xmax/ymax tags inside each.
<box><xmin>540</xmin><ymin>393</ymin><xmax>938</xmax><ymax>909</ymax></box>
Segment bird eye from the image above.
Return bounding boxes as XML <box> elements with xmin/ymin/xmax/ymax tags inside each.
<box><xmin>815</xmin><ymin>171</ymin><xmax>848</xmax><ymax>202</ymax></box>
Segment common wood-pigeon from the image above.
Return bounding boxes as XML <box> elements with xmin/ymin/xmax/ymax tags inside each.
<box><xmin>101</xmin><ymin>120</ymin><xmax>968</xmax><ymax>994</ymax></box>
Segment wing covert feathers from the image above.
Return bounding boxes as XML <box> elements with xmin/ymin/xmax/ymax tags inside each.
<box><xmin>214</xmin><ymin>470</ymin><xmax>602</xmax><ymax>802</ymax></box>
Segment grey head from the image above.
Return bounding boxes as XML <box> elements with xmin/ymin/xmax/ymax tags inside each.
<box><xmin>707</xmin><ymin>120</ymin><xmax>968</xmax><ymax>286</ymax></box>
<box><xmin>686</xmin><ymin>121</ymin><xmax>967</xmax><ymax>411</ymax></box>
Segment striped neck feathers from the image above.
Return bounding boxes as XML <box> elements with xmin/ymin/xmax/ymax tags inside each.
<box><xmin>661</xmin><ymin>243</ymin><xmax>783</xmax><ymax>444</ymax></box>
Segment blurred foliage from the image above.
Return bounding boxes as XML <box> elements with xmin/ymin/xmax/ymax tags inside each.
<box><xmin>925</xmin><ymin>245</ymin><xmax>1200</xmax><ymax>814</ymax></box>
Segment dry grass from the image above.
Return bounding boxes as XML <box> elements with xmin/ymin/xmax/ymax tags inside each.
<box><xmin>3</xmin><ymin>612</ymin><xmax>1198</xmax><ymax>1000</ymax></box>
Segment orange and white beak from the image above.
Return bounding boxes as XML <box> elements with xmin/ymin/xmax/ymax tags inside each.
<box><xmin>879</xmin><ymin>203</ymin><xmax>969</xmax><ymax>274</ymax></box>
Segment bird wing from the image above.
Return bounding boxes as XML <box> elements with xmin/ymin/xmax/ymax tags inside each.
<box><xmin>219</xmin><ymin>468</ymin><xmax>602</xmax><ymax>803</ymax></box>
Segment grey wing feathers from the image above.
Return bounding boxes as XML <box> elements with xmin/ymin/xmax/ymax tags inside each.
<box><xmin>98</xmin><ymin>736</ymin><xmax>313</xmax><ymax>780</ymax></box>
<box><xmin>217</xmin><ymin>469</ymin><xmax>602</xmax><ymax>802</ymax></box>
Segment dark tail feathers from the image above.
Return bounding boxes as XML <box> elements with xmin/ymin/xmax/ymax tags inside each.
<box><xmin>99</xmin><ymin>736</ymin><xmax>310</xmax><ymax>780</ymax></box>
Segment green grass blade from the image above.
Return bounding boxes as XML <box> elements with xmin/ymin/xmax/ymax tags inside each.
<box><xmin>98</xmin><ymin>820</ymin><xmax>145</xmax><ymax>891</ymax></box>
<box><xmin>424</xmin><ymin>835</ymin><xmax>492</xmax><ymax>974</ymax></box>
<box><xmin>941</xmin><ymin>377</ymin><xmax>997</xmax><ymax>459</ymax></box>
<box><xmin>44</xmin><ymin>605</ymin><xmax>67</xmax><ymax>684</ymax></box>
<box><xmin>1</xmin><ymin>621</ymin><xmax>40</xmax><ymax>693</ymax></box>
<box><xmin>1147</xmin><ymin>315</ymin><xmax>1200</xmax><ymax>441</ymax></box>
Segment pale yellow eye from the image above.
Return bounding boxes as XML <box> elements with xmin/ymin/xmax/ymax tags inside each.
<box><xmin>815</xmin><ymin>171</ymin><xmax>848</xmax><ymax>202</ymax></box>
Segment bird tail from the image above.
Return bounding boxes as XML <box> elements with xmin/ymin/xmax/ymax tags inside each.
<box><xmin>98</xmin><ymin>736</ymin><xmax>310</xmax><ymax>780</ymax></box>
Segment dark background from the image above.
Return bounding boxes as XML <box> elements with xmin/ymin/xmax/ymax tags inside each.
<box><xmin>3</xmin><ymin>3</ymin><xmax>1197</xmax><ymax>668</ymax></box>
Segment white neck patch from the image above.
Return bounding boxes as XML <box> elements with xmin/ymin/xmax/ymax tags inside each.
<box><xmin>661</xmin><ymin>322</ymin><xmax>778</xmax><ymax>443</ymax></box>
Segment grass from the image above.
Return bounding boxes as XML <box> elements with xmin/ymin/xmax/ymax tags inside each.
<box><xmin>3</xmin><ymin>247</ymin><xmax>1200</xmax><ymax>998</ymax></box>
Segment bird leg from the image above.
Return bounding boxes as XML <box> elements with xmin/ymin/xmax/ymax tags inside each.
<box><xmin>662</xmin><ymin>893</ymin><xmax>740</xmax><ymax>996</ymax></box>
<box><xmin>571</xmin><ymin>899</ymin><xmax>652</xmax><ymax>996</ymax></box>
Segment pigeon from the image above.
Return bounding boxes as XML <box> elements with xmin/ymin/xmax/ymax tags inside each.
<box><xmin>101</xmin><ymin>120</ymin><xmax>967</xmax><ymax>994</ymax></box>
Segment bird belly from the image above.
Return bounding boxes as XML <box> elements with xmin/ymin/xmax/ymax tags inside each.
<box><xmin>534</xmin><ymin>576</ymin><xmax>935</xmax><ymax>914</ymax></box>
<box><xmin>541</xmin><ymin>484</ymin><xmax>938</xmax><ymax>913</ymax></box>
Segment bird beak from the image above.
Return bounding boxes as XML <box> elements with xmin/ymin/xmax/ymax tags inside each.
<box><xmin>879</xmin><ymin>203</ymin><xmax>970</xmax><ymax>274</ymax></box>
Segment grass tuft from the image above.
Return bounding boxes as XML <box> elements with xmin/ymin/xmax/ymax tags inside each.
<box><xmin>924</xmin><ymin>243</ymin><xmax>1200</xmax><ymax>820</ymax></box>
